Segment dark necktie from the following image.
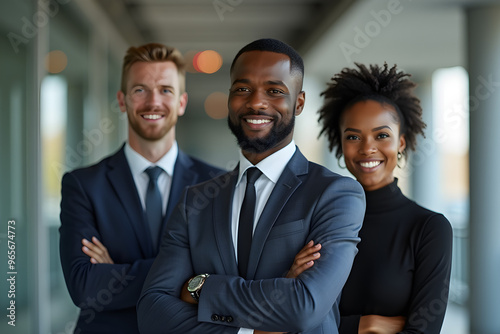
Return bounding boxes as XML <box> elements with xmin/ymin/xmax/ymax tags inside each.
<box><xmin>238</xmin><ymin>167</ymin><xmax>262</xmax><ymax>278</ymax></box>
<box><xmin>145</xmin><ymin>166</ymin><xmax>163</xmax><ymax>250</ymax></box>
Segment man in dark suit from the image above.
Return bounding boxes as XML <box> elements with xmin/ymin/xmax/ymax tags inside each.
<box><xmin>59</xmin><ymin>43</ymin><xmax>223</xmax><ymax>334</ymax></box>
<box><xmin>137</xmin><ymin>39</ymin><xmax>366</xmax><ymax>334</ymax></box>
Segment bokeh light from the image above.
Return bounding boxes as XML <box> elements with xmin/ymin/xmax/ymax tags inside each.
<box><xmin>184</xmin><ymin>50</ymin><xmax>199</xmax><ymax>73</ymax></box>
<box><xmin>204</xmin><ymin>91</ymin><xmax>228</xmax><ymax>119</ymax></box>
<box><xmin>45</xmin><ymin>50</ymin><xmax>68</xmax><ymax>74</ymax></box>
<box><xmin>194</xmin><ymin>50</ymin><xmax>223</xmax><ymax>74</ymax></box>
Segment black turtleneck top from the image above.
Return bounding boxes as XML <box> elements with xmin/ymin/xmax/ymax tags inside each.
<box><xmin>339</xmin><ymin>179</ymin><xmax>452</xmax><ymax>334</ymax></box>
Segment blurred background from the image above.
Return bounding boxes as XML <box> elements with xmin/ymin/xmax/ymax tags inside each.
<box><xmin>1</xmin><ymin>0</ymin><xmax>500</xmax><ymax>333</ymax></box>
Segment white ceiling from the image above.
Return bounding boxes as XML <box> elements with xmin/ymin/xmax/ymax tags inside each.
<box><xmin>98</xmin><ymin>0</ymin><xmax>354</xmax><ymax>58</ymax></box>
<box><xmin>94</xmin><ymin>0</ymin><xmax>497</xmax><ymax>115</ymax></box>
<box><xmin>305</xmin><ymin>0</ymin><xmax>466</xmax><ymax>83</ymax></box>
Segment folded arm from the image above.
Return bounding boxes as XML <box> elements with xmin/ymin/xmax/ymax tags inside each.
<box><xmin>340</xmin><ymin>216</ymin><xmax>452</xmax><ymax>334</ymax></box>
<box><xmin>82</xmin><ymin>236</ymin><xmax>114</xmax><ymax>264</ymax></box>
<box><xmin>401</xmin><ymin>215</ymin><xmax>452</xmax><ymax>333</ymax></box>
<box><xmin>198</xmin><ymin>179</ymin><xmax>365</xmax><ymax>332</ymax></box>
<box><xmin>138</xmin><ymin>177</ymin><xmax>365</xmax><ymax>333</ymax></box>
<box><xmin>59</xmin><ymin>172</ymin><xmax>154</xmax><ymax>312</ymax></box>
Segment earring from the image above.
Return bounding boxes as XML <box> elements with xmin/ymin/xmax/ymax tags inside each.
<box><xmin>337</xmin><ymin>157</ymin><xmax>346</xmax><ymax>169</ymax></box>
<box><xmin>397</xmin><ymin>151</ymin><xmax>406</xmax><ymax>169</ymax></box>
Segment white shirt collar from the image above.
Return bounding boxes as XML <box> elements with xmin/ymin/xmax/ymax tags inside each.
<box><xmin>237</xmin><ymin>140</ymin><xmax>296</xmax><ymax>185</ymax></box>
<box><xmin>124</xmin><ymin>141</ymin><xmax>178</xmax><ymax>177</ymax></box>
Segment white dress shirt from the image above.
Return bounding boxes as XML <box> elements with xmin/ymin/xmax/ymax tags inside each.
<box><xmin>124</xmin><ymin>141</ymin><xmax>178</xmax><ymax>214</ymax></box>
<box><xmin>232</xmin><ymin>140</ymin><xmax>296</xmax><ymax>334</ymax></box>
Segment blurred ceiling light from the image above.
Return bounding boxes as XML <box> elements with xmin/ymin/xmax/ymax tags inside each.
<box><xmin>194</xmin><ymin>50</ymin><xmax>223</xmax><ymax>74</ymax></box>
<box><xmin>204</xmin><ymin>91</ymin><xmax>228</xmax><ymax>119</ymax></box>
<box><xmin>45</xmin><ymin>50</ymin><xmax>68</xmax><ymax>74</ymax></box>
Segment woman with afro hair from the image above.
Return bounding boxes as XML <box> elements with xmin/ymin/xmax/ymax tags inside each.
<box><xmin>317</xmin><ymin>63</ymin><xmax>453</xmax><ymax>334</ymax></box>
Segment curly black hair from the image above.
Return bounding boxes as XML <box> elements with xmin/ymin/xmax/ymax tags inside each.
<box><xmin>318</xmin><ymin>63</ymin><xmax>426</xmax><ymax>159</ymax></box>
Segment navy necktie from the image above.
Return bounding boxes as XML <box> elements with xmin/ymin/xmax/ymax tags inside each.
<box><xmin>238</xmin><ymin>167</ymin><xmax>262</xmax><ymax>278</ymax></box>
<box><xmin>145</xmin><ymin>166</ymin><xmax>163</xmax><ymax>250</ymax></box>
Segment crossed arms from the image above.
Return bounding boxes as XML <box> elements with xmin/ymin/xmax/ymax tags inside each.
<box><xmin>59</xmin><ymin>172</ymin><xmax>155</xmax><ymax>313</ymax></box>
<box><xmin>137</xmin><ymin>176</ymin><xmax>365</xmax><ymax>333</ymax></box>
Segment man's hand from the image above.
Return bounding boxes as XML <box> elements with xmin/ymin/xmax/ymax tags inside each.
<box><xmin>286</xmin><ymin>240</ymin><xmax>321</xmax><ymax>278</ymax></box>
<box><xmin>359</xmin><ymin>315</ymin><xmax>406</xmax><ymax>334</ymax></box>
<box><xmin>252</xmin><ymin>241</ymin><xmax>321</xmax><ymax>334</ymax></box>
<box><xmin>179</xmin><ymin>241</ymin><xmax>321</xmax><ymax>329</ymax></box>
<box><xmin>181</xmin><ymin>279</ymin><xmax>197</xmax><ymax>304</ymax></box>
<box><xmin>82</xmin><ymin>237</ymin><xmax>114</xmax><ymax>264</ymax></box>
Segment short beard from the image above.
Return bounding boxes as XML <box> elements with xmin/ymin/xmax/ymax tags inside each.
<box><xmin>227</xmin><ymin>113</ymin><xmax>295</xmax><ymax>154</ymax></box>
<box><xmin>127</xmin><ymin>106</ymin><xmax>172</xmax><ymax>141</ymax></box>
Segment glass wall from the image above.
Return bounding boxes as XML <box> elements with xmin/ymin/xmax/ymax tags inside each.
<box><xmin>1</xmin><ymin>1</ymin><xmax>125</xmax><ymax>333</ymax></box>
<box><xmin>432</xmin><ymin>66</ymin><xmax>470</xmax><ymax>306</ymax></box>
<box><xmin>1</xmin><ymin>0</ymin><xmax>37</xmax><ymax>332</ymax></box>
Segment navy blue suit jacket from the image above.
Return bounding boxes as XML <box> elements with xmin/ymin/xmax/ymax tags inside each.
<box><xmin>138</xmin><ymin>148</ymin><xmax>365</xmax><ymax>334</ymax></box>
<box><xmin>59</xmin><ymin>145</ymin><xmax>223</xmax><ymax>334</ymax></box>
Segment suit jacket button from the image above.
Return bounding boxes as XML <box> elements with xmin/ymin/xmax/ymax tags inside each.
<box><xmin>211</xmin><ymin>314</ymin><xmax>220</xmax><ymax>322</ymax></box>
<box><xmin>220</xmin><ymin>315</ymin><xmax>226</xmax><ymax>322</ymax></box>
<box><xmin>226</xmin><ymin>316</ymin><xmax>233</xmax><ymax>323</ymax></box>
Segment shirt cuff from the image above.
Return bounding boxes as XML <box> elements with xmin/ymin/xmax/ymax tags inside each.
<box><xmin>238</xmin><ymin>328</ymin><xmax>254</xmax><ymax>334</ymax></box>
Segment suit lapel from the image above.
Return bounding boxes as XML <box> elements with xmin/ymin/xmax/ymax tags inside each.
<box><xmin>107</xmin><ymin>146</ymin><xmax>153</xmax><ymax>257</ymax></box>
<box><xmin>247</xmin><ymin>149</ymin><xmax>309</xmax><ymax>279</ymax></box>
<box><xmin>163</xmin><ymin>151</ymin><xmax>196</xmax><ymax>231</ymax></box>
<box><xmin>212</xmin><ymin>169</ymin><xmax>239</xmax><ymax>276</ymax></box>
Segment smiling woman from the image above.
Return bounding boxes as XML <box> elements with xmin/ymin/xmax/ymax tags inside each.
<box><xmin>318</xmin><ymin>63</ymin><xmax>453</xmax><ymax>334</ymax></box>
<box><xmin>340</xmin><ymin>99</ymin><xmax>405</xmax><ymax>192</ymax></box>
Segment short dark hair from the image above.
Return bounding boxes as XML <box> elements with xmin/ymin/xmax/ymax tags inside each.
<box><xmin>120</xmin><ymin>43</ymin><xmax>186</xmax><ymax>93</ymax></box>
<box><xmin>318</xmin><ymin>63</ymin><xmax>426</xmax><ymax>159</ymax></box>
<box><xmin>230</xmin><ymin>38</ymin><xmax>304</xmax><ymax>85</ymax></box>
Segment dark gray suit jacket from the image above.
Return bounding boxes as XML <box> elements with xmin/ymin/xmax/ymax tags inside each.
<box><xmin>138</xmin><ymin>148</ymin><xmax>365</xmax><ymax>334</ymax></box>
<box><xmin>59</xmin><ymin>145</ymin><xmax>223</xmax><ymax>334</ymax></box>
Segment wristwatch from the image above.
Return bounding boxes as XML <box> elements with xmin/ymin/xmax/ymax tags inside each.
<box><xmin>187</xmin><ymin>273</ymin><xmax>209</xmax><ymax>302</ymax></box>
